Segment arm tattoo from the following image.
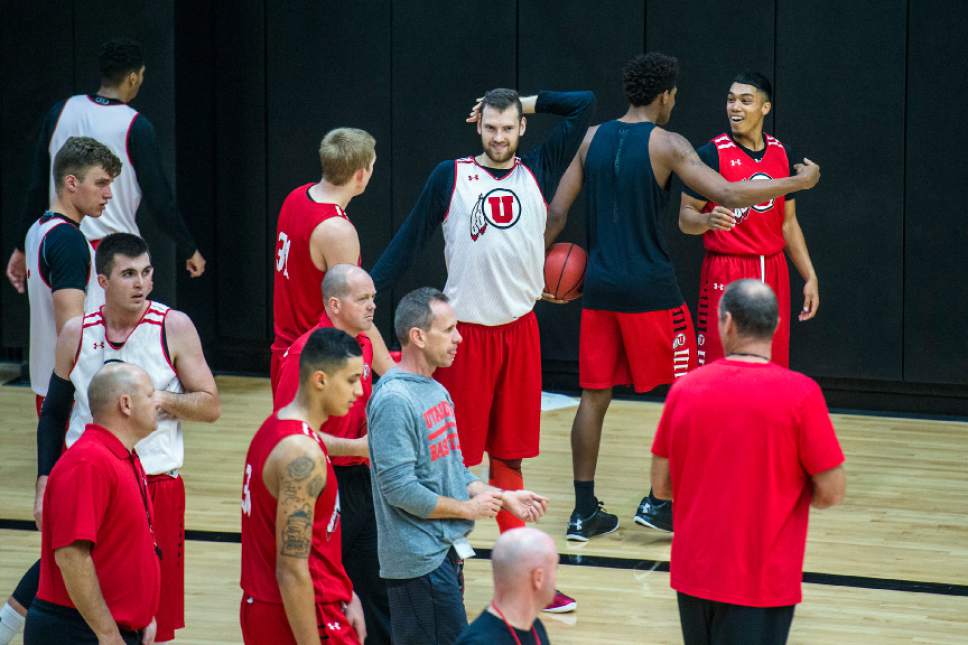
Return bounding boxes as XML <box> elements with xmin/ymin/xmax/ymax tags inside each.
<box><xmin>287</xmin><ymin>455</ymin><xmax>314</xmax><ymax>480</ymax></box>
<box><xmin>280</xmin><ymin>505</ymin><xmax>313</xmax><ymax>557</ymax></box>
<box><xmin>307</xmin><ymin>475</ymin><xmax>324</xmax><ymax>499</ymax></box>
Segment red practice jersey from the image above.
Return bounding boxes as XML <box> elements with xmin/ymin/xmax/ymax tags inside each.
<box><xmin>273</xmin><ymin>324</ymin><xmax>374</xmax><ymax>468</ymax></box>
<box><xmin>272</xmin><ymin>184</ymin><xmax>358</xmax><ymax>351</ymax></box>
<box><xmin>240</xmin><ymin>414</ymin><xmax>353</xmax><ymax>605</ymax></box>
<box><xmin>702</xmin><ymin>133</ymin><xmax>789</xmax><ymax>256</ymax></box>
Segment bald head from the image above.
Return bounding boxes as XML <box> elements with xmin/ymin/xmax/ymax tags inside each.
<box><xmin>322</xmin><ymin>264</ymin><xmax>376</xmax><ymax>335</ymax></box>
<box><xmin>322</xmin><ymin>264</ymin><xmax>368</xmax><ymax>301</ymax></box>
<box><xmin>491</xmin><ymin>528</ymin><xmax>558</xmax><ymax>594</ymax></box>
<box><xmin>718</xmin><ymin>279</ymin><xmax>779</xmax><ymax>340</ymax></box>
<box><xmin>88</xmin><ymin>362</ymin><xmax>157</xmax><ymax>443</ymax></box>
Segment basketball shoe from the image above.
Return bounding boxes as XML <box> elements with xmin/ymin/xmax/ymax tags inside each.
<box><xmin>566</xmin><ymin>500</ymin><xmax>619</xmax><ymax>541</ymax></box>
<box><xmin>634</xmin><ymin>493</ymin><xmax>673</xmax><ymax>533</ymax></box>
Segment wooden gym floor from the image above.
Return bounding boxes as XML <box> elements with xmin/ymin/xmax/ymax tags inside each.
<box><xmin>1</xmin><ymin>375</ymin><xmax>966</xmax><ymax>643</ymax></box>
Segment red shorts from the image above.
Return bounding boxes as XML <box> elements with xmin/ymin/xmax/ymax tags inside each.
<box><xmin>240</xmin><ymin>595</ymin><xmax>360</xmax><ymax>644</ymax></box>
<box><xmin>434</xmin><ymin>312</ymin><xmax>541</xmax><ymax>467</ymax></box>
<box><xmin>696</xmin><ymin>252</ymin><xmax>790</xmax><ymax>367</ymax></box>
<box><xmin>147</xmin><ymin>474</ymin><xmax>186</xmax><ymax>642</ymax></box>
<box><xmin>270</xmin><ymin>345</ymin><xmax>286</xmax><ymax>394</ymax></box>
<box><xmin>580</xmin><ymin>305</ymin><xmax>697</xmax><ymax>393</ymax></box>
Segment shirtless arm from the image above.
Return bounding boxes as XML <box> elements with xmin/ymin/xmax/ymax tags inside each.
<box><xmin>157</xmin><ymin>310</ymin><xmax>221</xmax><ymax>423</ymax></box>
<box><xmin>52</xmin><ymin>289</ymin><xmax>86</xmax><ymax>335</ymax></box>
<box><xmin>546</xmin><ymin>126</ymin><xmax>597</xmax><ymax>249</ymax></box>
<box><xmin>651</xmin><ymin>129</ymin><xmax>820</xmax><ymax>208</ymax></box>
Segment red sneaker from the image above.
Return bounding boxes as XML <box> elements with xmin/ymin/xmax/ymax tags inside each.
<box><xmin>542</xmin><ymin>589</ymin><xmax>577</xmax><ymax>613</ymax></box>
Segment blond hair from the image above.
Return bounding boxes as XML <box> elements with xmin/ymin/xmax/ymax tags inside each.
<box><xmin>319</xmin><ymin>128</ymin><xmax>376</xmax><ymax>186</ymax></box>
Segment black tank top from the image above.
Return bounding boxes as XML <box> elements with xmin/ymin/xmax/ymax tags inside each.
<box><xmin>582</xmin><ymin>120</ymin><xmax>684</xmax><ymax>312</ymax></box>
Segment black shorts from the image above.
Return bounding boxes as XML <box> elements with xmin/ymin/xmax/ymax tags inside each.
<box><xmin>25</xmin><ymin>599</ymin><xmax>142</xmax><ymax>645</ymax></box>
<box><xmin>677</xmin><ymin>592</ymin><xmax>795</xmax><ymax>645</ymax></box>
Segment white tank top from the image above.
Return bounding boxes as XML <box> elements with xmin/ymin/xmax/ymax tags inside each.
<box><xmin>24</xmin><ymin>216</ymin><xmax>103</xmax><ymax>396</ymax></box>
<box><xmin>68</xmin><ymin>302</ymin><xmax>184</xmax><ymax>475</ymax></box>
<box><xmin>442</xmin><ymin>157</ymin><xmax>547</xmax><ymax>325</ymax></box>
<box><xmin>48</xmin><ymin>95</ymin><xmax>143</xmax><ymax>241</ymax></box>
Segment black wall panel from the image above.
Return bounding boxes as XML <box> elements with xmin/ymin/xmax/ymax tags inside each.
<box><xmin>776</xmin><ymin>0</ymin><xmax>905</xmax><ymax>379</ymax></box>
<box><xmin>0</xmin><ymin>2</ymin><xmax>74</xmax><ymax>350</ymax></box>
<box><xmin>385</xmin><ymin>1</ymin><xmax>517</xmax><ymax>320</ymax></box>
<box><xmin>904</xmin><ymin>1</ymin><xmax>968</xmax><ymax>384</ymax></box>
<box><xmin>265</xmin><ymin>2</ymin><xmax>393</xmax><ymax>336</ymax></box>
<box><xmin>213</xmin><ymin>0</ymin><xmax>268</xmax><ymax>349</ymax></box>
<box><xmin>518</xmin><ymin>0</ymin><xmax>644</xmax><ymax>364</ymax></box>
<box><xmin>645</xmin><ymin>2</ymin><xmax>776</xmax><ymax>352</ymax></box>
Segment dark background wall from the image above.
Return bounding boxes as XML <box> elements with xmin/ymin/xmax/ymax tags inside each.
<box><xmin>2</xmin><ymin>1</ymin><xmax>967</xmax><ymax>414</ymax></box>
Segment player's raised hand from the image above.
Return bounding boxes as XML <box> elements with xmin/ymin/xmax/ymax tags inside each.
<box><xmin>466</xmin><ymin>97</ymin><xmax>484</xmax><ymax>124</ymax></box>
<box><xmin>185</xmin><ymin>250</ymin><xmax>206</xmax><ymax>278</ymax></box>
<box><xmin>793</xmin><ymin>158</ymin><xmax>821</xmax><ymax>189</ymax></box>
<box><xmin>705</xmin><ymin>206</ymin><xmax>736</xmax><ymax>231</ymax></box>
<box><xmin>799</xmin><ymin>277</ymin><xmax>820</xmax><ymax>321</ymax></box>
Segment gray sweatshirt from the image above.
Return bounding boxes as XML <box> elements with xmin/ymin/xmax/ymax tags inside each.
<box><xmin>367</xmin><ymin>367</ymin><xmax>479</xmax><ymax>579</ymax></box>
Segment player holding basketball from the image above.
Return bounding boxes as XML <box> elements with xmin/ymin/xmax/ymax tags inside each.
<box><xmin>370</xmin><ymin>87</ymin><xmax>594</xmax><ymax>612</ymax></box>
<box><xmin>271</xmin><ymin>128</ymin><xmax>391</xmax><ymax>394</ymax></box>
<box><xmin>546</xmin><ymin>53</ymin><xmax>820</xmax><ymax>541</ymax></box>
<box><xmin>19</xmin><ymin>233</ymin><xmax>221</xmax><ymax>644</ymax></box>
<box><xmin>273</xmin><ymin>264</ymin><xmax>391</xmax><ymax>644</ymax></box>
<box><xmin>240</xmin><ymin>327</ymin><xmax>367</xmax><ymax>645</ymax></box>
<box><xmin>678</xmin><ymin>71</ymin><xmax>819</xmax><ymax>368</ymax></box>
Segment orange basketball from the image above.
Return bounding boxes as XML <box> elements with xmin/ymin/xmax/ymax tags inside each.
<box><xmin>544</xmin><ymin>243</ymin><xmax>587</xmax><ymax>302</ymax></box>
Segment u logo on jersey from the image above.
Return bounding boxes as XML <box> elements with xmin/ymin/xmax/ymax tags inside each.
<box><xmin>469</xmin><ymin>188</ymin><xmax>522</xmax><ymax>241</ymax></box>
<box><xmin>731</xmin><ymin>172</ymin><xmax>776</xmax><ymax>224</ymax></box>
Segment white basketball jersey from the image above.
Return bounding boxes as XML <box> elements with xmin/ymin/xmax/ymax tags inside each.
<box><xmin>68</xmin><ymin>302</ymin><xmax>184</xmax><ymax>475</ymax></box>
<box><xmin>48</xmin><ymin>95</ymin><xmax>143</xmax><ymax>241</ymax></box>
<box><xmin>24</xmin><ymin>216</ymin><xmax>103</xmax><ymax>396</ymax></box>
<box><xmin>442</xmin><ymin>157</ymin><xmax>547</xmax><ymax>325</ymax></box>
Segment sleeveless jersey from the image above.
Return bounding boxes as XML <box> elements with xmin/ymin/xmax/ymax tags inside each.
<box><xmin>442</xmin><ymin>157</ymin><xmax>547</xmax><ymax>325</ymax></box>
<box><xmin>272</xmin><ymin>184</ymin><xmax>358</xmax><ymax>349</ymax></box>
<box><xmin>48</xmin><ymin>95</ymin><xmax>142</xmax><ymax>241</ymax></box>
<box><xmin>24</xmin><ymin>215</ymin><xmax>103</xmax><ymax>396</ymax></box>
<box><xmin>702</xmin><ymin>132</ymin><xmax>790</xmax><ymax>256</ymax></box>
<box><xmin>67</xmin><ymin>302</ymin><xmax>184</xmax><ymax>475</ymax></box>
<box><xmin>583</xmin><ymin>121</ymin><xmax>683</xmax><ymax>312</ymax></box>
<box><xmin>240</xmin><ymin>415</ymin><xmax>352</xmax><ymax>605</ymax></box>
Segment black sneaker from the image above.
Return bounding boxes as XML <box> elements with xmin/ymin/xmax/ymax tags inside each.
<box><xmin>566</xmin><ymin>501</ymin><xmax>620</xmax><ymax>541</ymax></box>
<box><xmin>634</xmin><ymin>494</ymin><xmax>673</xmax><ymax>533</ymax></box>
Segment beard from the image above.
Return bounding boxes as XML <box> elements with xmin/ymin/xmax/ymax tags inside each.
<box><xmin>483</xmin><ymin>141</ymin><xmax>517</xmax><ymax>164</ymax></box>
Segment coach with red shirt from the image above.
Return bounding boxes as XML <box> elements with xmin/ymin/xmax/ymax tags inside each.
<box><xmin>651</xmin><ymin>279</ymin><xmax>845</xmax><ymax>645</ymax></box>
<box><xmin>25</xmin><ymin>362</ymin><xmax>161</xmax><ymax>645</ymax></box>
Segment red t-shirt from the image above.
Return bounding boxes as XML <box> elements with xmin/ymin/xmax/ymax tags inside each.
<box><xmin>271</xmin><ymin>184</ymin><xmax>359</xmax><ymax>351</ymax></box>
<box><xmin>37</xmin><ymin>424</ymin><xmax>161</xmax><ymax>630</ymax></box>
<box><xmin>240</xmin><ymin>414</ymin><xmax>353</xmax><ymax>605</ymax></box>
<box><xmin>273</xmin><ymin>320</ymin><xmax>373</xmax><ymax>468</ymax></box>
<box><xmin>702</xmin><ymin>132</ymin><xmax>789</xmax><ymax>256</ymax></box>
<box><xmin>651</xmin><ymin>359</ymin><xmax>844</xmax><ymax>607</ymax></box>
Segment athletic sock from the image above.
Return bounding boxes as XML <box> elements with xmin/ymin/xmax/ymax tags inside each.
<box><xmin>0</xmin><ymin>602</ymin><xmax>26</xmax><ymax>645</ymax></box>
<box><xmin>574</xmin><ymin>480</ymin><xmax>597</xmax><ymax>517</ymax></box>
<box><xmin>489</xmin><ymin>459</ymin><xmax>525</xmax><ymax>533</ymax></box>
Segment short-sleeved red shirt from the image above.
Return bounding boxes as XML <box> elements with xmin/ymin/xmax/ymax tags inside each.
<box><xmin>273</xmin><ymin>320</ymin><xmax>373</xmax><ymax>468</ymax></box>
<box><xmin>37</xmin><ymin>424</ymin><xmax>161</xmax><ymax>630</ymax></box>
<box><xmin>271</xmin><ymin>184</ymin><xmax>359</xmax><ymax>352</ymax></box>
<box><xmin>652</xmin><ymin>359</ymin><xmax>844</xmax><ymax>607</ymax></box>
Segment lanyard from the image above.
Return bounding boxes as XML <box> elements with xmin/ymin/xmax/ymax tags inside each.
<box><xmin>490</xmin><ymin>603</ymin><xmax>539</xmax><ymax>645</ymax></box>
<box><xmin>128</xmin><ymin>452</ymin><xmax>162</xmax><ymax>560</ymax></box>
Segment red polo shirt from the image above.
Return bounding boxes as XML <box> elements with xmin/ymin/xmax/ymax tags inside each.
<box><xmin>652</xmin><ymin>359</ymin><xmax>844</xmax><ymax>607</ymax></box>
<box><xmin>37</xmin><ymin>424</ymin><xmax>161</xmax><ymax>631</ymax></box>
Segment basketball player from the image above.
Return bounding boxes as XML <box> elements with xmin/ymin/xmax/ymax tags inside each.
<box><xmin>370</xmin><ymin>87</ymin><xmax>594</xmax><ymax>612</ymax></box>
<box><xmin>274</xmin><ymin>264</ymin><xmax>391</xmax><ymax>644</ymax></box>
<box><xmin>678</xmin><ymin>71</ymin><xmax>819</xmax><ymax>368</ymax></box>
<box><xmin>546</xmin><ymin>53</ymin><xmax>820</xmax><ymax>541</ymax></box>
<box><xmin>271</xmin><ymin>127</ymin><xmax>392</xmax><ymax>394</ymax></box>
<box><xmin>6</xmin><ymin>37</ymin><xmax>205</xmax><ymax>292</ymax></box>
<box><xmin>8</xmin><ymin>233</ymin><xmax>221</xmax><ymax>645</ymax></box>
<box><xmin>241</xmin><ymin>327</ymin><xmax>367</xmax><ymax>645</ymax></box>
<box><xmin>0</xmin><ymin>137</ymin><xmax>120</xmax><ymax>644</ymax></box>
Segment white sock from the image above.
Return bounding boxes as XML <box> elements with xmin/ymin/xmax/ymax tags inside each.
<box><xmin>0</xmin><ymin>602</ymin><xmax>26</xmax><ymax>645</ymax></box>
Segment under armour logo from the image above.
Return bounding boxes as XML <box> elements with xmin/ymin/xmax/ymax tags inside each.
<box><xmin>93</xmin><ymin>341</ymin><xmax>105</xmax><ymax>349</ymax></box>
<box><xmin>730</xmin><ymin>159</ymin><xmax>742</xmax><ymax>167</ymax></box>
<box><xmin>713</xmin><ymin>282</ymin><xmax>726</xmax><ymax>291</ymax></box>
<box><xmin>468</xmin><ymin>174</ymin><xmax>479</xmax><ymax>181</ymax></box>
<box><xmin>326</xmin><ymin>621</ymin><xmax>342</xmax><ymax>632</ymax></box>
